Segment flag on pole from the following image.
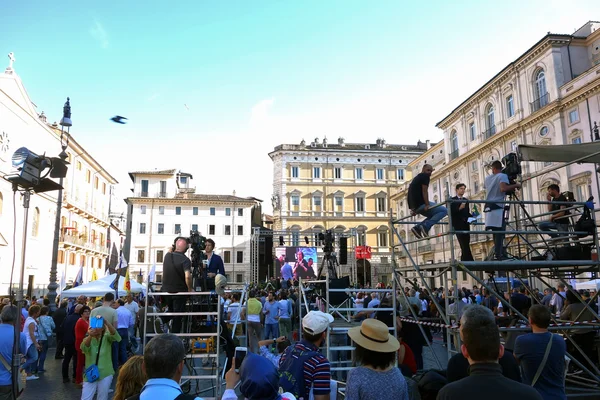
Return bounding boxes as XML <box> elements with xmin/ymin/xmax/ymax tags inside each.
<box><xmin>91</xmin><ymin>268</ymin><xmax>98</xmax><ymax>282</ymax></box>
<box><xmin>58</xmin><ymin>269</ymin><xmax>66</xmax><ymax>295</ymax></box>
<box><xmin>123</xmin><ymin>267</ymin><xmax>131</xmax><ymax>293</ymax></box>
<box><xmin>73</xmin><ymin>266</ymin><xmax>83</xmax><ymax>287</ymax></box>
<box><xmin>110</xmin><ymin>253</ymin><xmax>128</xmax><ymax>291</ymax></box>
<box><xmin>148</xmin><ymin>264</ymin><xmax>156</xmax><ymax>283</ymax></box>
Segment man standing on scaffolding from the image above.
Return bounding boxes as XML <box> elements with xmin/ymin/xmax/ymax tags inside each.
<box><xmin>451</xmin><ymin>183</ymin><xmax>474</xmax><ymax>261</ymax></box>
<box><xmin>408</xmin><ymin>164</ymin><xmax>447</xmax><ymax>238</ymax></box>
<box><xmin>162</xmin><ymin>238</ymin><xmax>193</xmax><ymax>333</ymax></box>
<box><xmin>484</xmin><ymin>161</ymin><xmax>521</xmax><ymax>260</ymax></box>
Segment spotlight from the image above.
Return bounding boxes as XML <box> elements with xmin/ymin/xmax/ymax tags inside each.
<box><xmin>279</xmin><ymin>236</ymin><xmax>284</xmax><ymax>246</ymax></box>
<box><xmin>6</xmin><ymin>147</ymin><xmax>67</xmax><ymax>193</ymax></box>
<box><xmin>304</xmin><ymin>236</ymin><xmax>309</xmax><ymax>245</ymax></box>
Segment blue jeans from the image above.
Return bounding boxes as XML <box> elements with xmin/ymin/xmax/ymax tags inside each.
<box><xmin>539</xmin><ymin>221</ymin><xmax>568</xmax><ymax>238</ymax></box>
<box><xmin>128</xmin><ymin>326</ymin><xmax>138</xmax><ymax>351</ymax></box>
<box><xmin>264</xmin><ymin>323</ymin><xmax>279</xmax><ymax>340</ymax></box>
<box><xmin>36</xmin><ymin>340</ymin><xmax>48</xmax><ymax>371</ymax></box>
<box><xmin>415</xmin><ymin>202</ymin><xmax>448</xmax><ymax>233</ymax></box>
<box><xmin>23</xmin><ymin>344</ymin><xmax>39</xmax><ymax>374</ymax></box>
<box><xmin>117</xmin><ymin>328</ymin><xmax>129</xmax><ymax>366</ymax></box>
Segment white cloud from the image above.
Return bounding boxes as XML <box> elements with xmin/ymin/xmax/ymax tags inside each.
<box><xmin>90</xmin><ymin>21</ymin><xmax>109</xmax><ymax>49</ymax></box>
<box><xmin>146</xmin><ymin>93</ymin><xmax>160</xmax><ymax>102</ymax></box>
<box><xmin>250</xmin><ymin>98</ymin><xmax>275</xmax><ymax>126</ymax></box>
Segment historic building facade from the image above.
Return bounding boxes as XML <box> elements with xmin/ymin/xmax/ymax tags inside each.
<box><xmin>392</xmin><ymin>21</ymin><xmax>600</xmax><ymax>289</ymax></box>
<box><xmin>0</xmin><ymin>54</ymin><xmax>117</xmax><ymax>295</ymax></box>
<box><xmin>124</xmin><ymin>169</ymin><xmax>261</xmax><ymax>283</ymax></box>
<box><xmin>270</xmin><ymin>137</ymin><xmax>430</xmax><ymax>285</ymax></box>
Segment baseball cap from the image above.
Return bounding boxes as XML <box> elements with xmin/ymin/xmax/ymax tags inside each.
<box><xmin>302</xmin><ymin>310</ymin><xmax>334</xmax><ymax>335</ymax></box>
<box><xmin>215</xmin><ymin>274</ymin><xmax>227</xmax><ymax>296</ymax></box>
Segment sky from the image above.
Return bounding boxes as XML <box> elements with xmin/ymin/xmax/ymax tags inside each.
<box><xmin>1</xmin><ymin>0</ymin><xmax>598</xmax><ymax>214</ymax></box>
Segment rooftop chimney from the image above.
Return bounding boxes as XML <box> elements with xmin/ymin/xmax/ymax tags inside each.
<box><xmin>300</xmin><ymin>139</ymin><xmax>306</xmax><ymax>146</ymax></box>
<box><xmin>314</xmin><ymin>137</ymin><xmax>320</xmax><ymax>144</ymax></box>
<box><xmin>322</xmin><ymin>137</ymin><xmax>328</xmax><ymax>147</ymax></box>
<box><xmin>338</xmin><ymin>137</ymin><xmax>345</xmax><ymax>146</ymax></box>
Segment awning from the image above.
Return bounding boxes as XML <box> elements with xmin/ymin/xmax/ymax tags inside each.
<box><xmin>518</xmin><ymin>142</ymin><xmax>600</xmax><ymax>163</ymax></box>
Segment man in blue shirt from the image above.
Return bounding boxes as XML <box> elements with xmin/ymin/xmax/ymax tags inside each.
<box><xmin>140</xmin><ymin>334</ymin><xmax>203</xmax><ymax>400</ymax></box>
<box><xmin>0</xmin><ymin>306</ymin><xmax>27</xmax><ymax>399</ymax></box>
<box><xmin>514</xmin><ymin>305</ymin><xmax>566</xmax><ymax>400</ymax></box>
<box><xmin>262</xmin><ymin>292</ymin><xmax>280</xmax><ymax>340</ymax></box>
<box><xmin>205</xmin><ymin>239</ymin><xmax>225</xmax><ymax>278</ymax></box>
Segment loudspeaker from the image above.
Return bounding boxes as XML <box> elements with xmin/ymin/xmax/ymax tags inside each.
<box><xmin>339</xmin><ymin>237</ymin><xmax>348</xmax><ymax>265</ymax></box>
<box><xmin>259</xmin><ymin>236</ymin><xmax>273</xmax><ymax>281</ymax></box>
<box><xmin>329</xmin><ymin>276</ymin><xmax>350</xmax><ymax>306</ymax></box>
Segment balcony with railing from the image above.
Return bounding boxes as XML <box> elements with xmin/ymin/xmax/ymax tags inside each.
<box><xmin>483</xmin><ymin>125</ymin><xmax>496</xmax><ymax>140</ymax></box>
<box><xmin>60</xmin><ymin>233</ymin><xmax>108</xmax><ymax>254</ymax></box>
<box><xmin>449</xmin><ymin>149</ymin><xmax>459</xmax><ymax>161</ymax></box>
<box><xmin>530</xmin><ymin>92</ymin><xmax>550</xmax><ymax>113</ymax></box>
<box><xmin>418</xmin><ymin>243</ymin><xmax>433</xmax><ymax>253</ymax></box>
<box><xmin>63</xmin><ymin>192</ymin><xmax>109</xmax><ymax>224</ymax></box>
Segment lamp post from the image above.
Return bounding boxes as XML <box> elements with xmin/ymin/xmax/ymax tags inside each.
<box><xmin>47</xmin><ymin>98</ymin><xmax>72</xmax><ymax>312</ymax></box>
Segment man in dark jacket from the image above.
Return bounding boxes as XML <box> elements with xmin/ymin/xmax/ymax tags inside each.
<box><xmin>437</xmin><ymin>305</ymin><xmax>541</xmax><ymax>400</ymax></box>
<box><xmin>52</xmin><ymin>300</ymin><xmax>68</xmax><ymax>359</ymax></box>
<box><xmin>450</xmin><ymin>183</ymin><xmax>474</xmax><ymax>261</ymax></box>
<box><xmin>61</xmin><ymin>304</ymin><xmax>81</xmax><ymax>383</ymax></box>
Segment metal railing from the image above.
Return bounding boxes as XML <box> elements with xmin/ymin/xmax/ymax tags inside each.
<box><xmin>483</xmin><ymin>125</ymin><xmax>496</xmax><ymax>140</ymax></box>
<box><xmin>60</xmin><ymin>234</ymin><xmax>108</xmax><ymax>253</ymax></box>
<box><xmin>530</xmin><ymin>92</ymin><xmax>550</xmax><ymax>113</ymax></box>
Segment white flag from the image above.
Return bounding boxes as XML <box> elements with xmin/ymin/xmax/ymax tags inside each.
<box><xmin>149</xmin><ymin>263</ymin><xmax>156</xmax><ymax>283</ymax></box>
<box><xmin>58</xmin><ymin>269</ymin><xmax>66</xmax><ymax>295</ymax></box>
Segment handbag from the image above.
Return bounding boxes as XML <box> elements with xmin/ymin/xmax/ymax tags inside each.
<box><xmin>0</xmin><ymin>352</ymin><xmax>24</xmax><ymax>397</ymax></box>
<box><xmin>84</xmin><ymin>332</ymin><xmax>104</xmax><ymax>383</ymax></box>
<box><xmin>531</xmin><ymin>333</ymin><xmax>554</xmax><ymax>387</ymax></box>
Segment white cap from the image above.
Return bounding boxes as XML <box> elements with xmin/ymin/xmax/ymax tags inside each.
<box><xmin>302</xmin><ymin>311</ymin><xmax>334</xmax><ymax>335</ymax></box>
<box><xmin>215</xmin><ymin>274</ymin><xmax>227</xmax><ymax>297</ymax></box>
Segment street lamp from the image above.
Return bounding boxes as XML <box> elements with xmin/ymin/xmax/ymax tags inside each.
<box><xmin>47</xmin><ymin>98</ymin><xmax>72</xmax><ymax>312</ymax></box>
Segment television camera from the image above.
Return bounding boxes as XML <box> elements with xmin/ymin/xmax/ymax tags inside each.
<box><xmin>501</xmin><ymin>152</ymin><xmax>521</xmax><ymax>183</ymax></box>
<box><xmin>172</xmin><ymin>230</ymin><xmax>208</xmax><ymax>289</ymax></box>
<box><xmin>318</xmin><ymin>229</ymin><xmax>338</xmax><ymax>279</ymax></box>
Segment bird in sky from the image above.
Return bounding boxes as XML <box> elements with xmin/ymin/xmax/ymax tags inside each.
<box><xmin>111</xmin><ymin>115</ymin><xmax>128</xmax><ymax>124</ymax></box>
<box><xmin>184</xmin><ymin>104</ymin><xmax>190</xmax><ymax>111</ymax></box>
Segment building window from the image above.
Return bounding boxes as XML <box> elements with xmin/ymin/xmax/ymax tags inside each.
<box><xmin>486</xmin><ymin>104</ymin><xmax>495</xmax><ymax>132</ymax></box>
<box><xmin>355</xmin><ymin>168</ymin><xmax>363</xmax><ymax>180</ymax></box>
<box><xmin>225</xmin><ymin>208</ymin><xmax>231</xmax><ymax>216</ymax></box>
<box><xmin>378</xmin><ymin>231</ymin><xmax>388</xmax><ymax>247</ymax></box>
<box><xmin>176</xmin><ymin>207</ymin><xmax>182</xmax><ymax>215</ymax></box>
<box><xmin>193</xmin><ymin>207</ymin><xmax>198</xmax><ymax>215</ymax></box>
<box><xmin>58</xmin><ymin>250</ymin><xmax>64</xmax><ymax>264</ymax></box>
<box><xmin>356</xmin><ymin>197</ymin><xmax>365</xmax><ymax>213</ymax></box>
<box><xmin>469</xmin><ymin>122</ymin><xmax>476</xmax><ymax>141</ymax></box>
<box><xmin>335</xmin><ymin>196</ymin><xmax>343</xmax><ymax>206</ymax></box>
<box><xmin>69</xmin><ymin>253</ymin><xmax>76</xmax><ymax>265</ymax></box>
<box><xmin>236</xmin><ymin>251</ymin><xmax>243</xmax><ymax>263</ymax></box>
<box><xmin>224</xmin><ymin>251</ymin><xmax>231</xmax><ymax>263</ymax></box>
<box><xmin>102</xmin><ymin>182</ymin><xmax>107</xmax><ymax>195</ymax></box>
<box><xmin>225</xmin><ymin>225</ymin><xmax>231</xmax><ymax>235</ymax></box>
<box><xmin>238</xmin><ymin>208</ymin><xmax>243</xmax><ymax>217</ymax></box>
<box><xmin>86</xmin><ymin>169</ymin><xmax>91</xmax><ymax>183</ymax></box>
<box><xmin>159</xmin><ymin>180</ymin><xmax>167</xmax><ymax>197</ymax></box>
<box><xmin>540</xmin><ymin>126</ymin><xmax>549</xmax><ymax>137</ymax></box>
<box><xmin>334</xmin><ymin>167</ymin><xmax>342</xmax><ymax>180</ymax></box>
<box><xmin>94</xmin><ymin>176</ymin><xmax>99</xmax><ymax>190</ymax></box>
<box><xmin>511</xmin><ymin>141</ymin><xmax>518</xmax><ymax>152</ymax></box>
<box><xmin>139</xmin><ymin>223</ymin><xmax>146</xmax><ymax>234</ymax></box>
<box><xmin>291</xmin><ymin>166</ymin><xmax>299</xmax><ymax>178</ymax></box>
<box><xmin>450</xmin><ymin>130</ymin><xmax>459</xmax><ymax>159</ymax></box>
<box><xmin>158</xmin><ymin>223</ymin><xmax>164</xmax><ymax>234</ymax></box>
<box><xmin>209</xmin><ymin>207</ymin><xmax>215</xmax><ymax>215</ymax></box>
<box><xmin>474</xmin><ymin>181</ymin><xmax>479</xmax><ymax>193</ymax></box>
<box><xmin>156</xmin><ymin>250</ymin><xmax>164</xmax><ymax>263</ymax></box>
<box><xmin>137</xmin><ymin>250</ymin><xmax>145</xmax><ymax>263</ymax></box>
<box><xmin>572</xmin><ymin>137</ymin><xmax>582</xmax><ymax>144</ymax></box>
<box><xmin>313</xmin><ymin>166</ymin><xmax>321</xmax><ymax>179</ymax></box>
<box><xmin>32</xmin><ymin>207</ymin><xmax>40</xmax><ymax>237</ymax></box>
<box><xmin>397</xmin><ymin>168</ymin><xmax>405</xmax><ymax>181</ymax></box>
<box><xmin>141</xmin><ymin>180</ymin><xmax>149</xmax><ymax>197</ymax></box>
<box><xmin>140</xmin><ymin>205</ymin><xmax>147</xmax><ymax>214</ymax></box>
<box><xmin>76</xmin><ymin>160</ymin><xmax>82</xmax><ymax>170</ymax></box>
<box><xmin>535</xmin><ymin>70</ymin><xmax>547</xmax><ymax>104</ymax></box>
<box><xmin>506</xmin><ymin>95</ymin><xmax>514</xmax><ymax>117</ymax></box>
<box><xmin>174</xmin><ymin>224</ymin><xmax>181</xmax><ymax>234</ymax></box>
<box><xmin>569</xmin><ymin>108</ymin><xmax>579</xmax><ymax>124</ymax></box>
<box><xmin>471</xmin><ymin>161</ymin><xmax>477</xmax><ymax>171</ymax></box>
<box><xmin>191</xmin><ymin>224</ymin><xmax>198</xmax><ymax>232</ymax></box>
<box><xmin>236</xmin><ymin>274</ymin><xmax>243</xmax><ymax>283</ymax></box>
<box><xmin>292</xmin><ymin>231</ymin><xmax>300</xmax><ymax>246</ymax></box>
<box><xmin>291</xmin><ymin>195</ymin><xmax>300</xmax><ymax>206</ymax></box>
<box><xmin>377</xmin><ymin>197</ymin><xmax>386</xmax><ymax>212</ymax></box>
<box><xmin>180</xmin><ymin>176</ymin><xmax>188</xmax><ymax>184</ymax></box>
<box><xmin>209</xmin><ymin>224</ymin><xmax>215</xmax><ymax>235</ymax></box>
<box><xmin>313</xmin><ymin>195</ymin><xmax>322</xmax><ymax>207</ymax></box>
<box><xmin>376</xmin><ymin>168</ymin><xmax>384</xmax><ymax>181</ymax></box>
<box><xmin>237</xmin><ymin>225</ymin><xmax>243</xmax><ymax>235</ymax></box>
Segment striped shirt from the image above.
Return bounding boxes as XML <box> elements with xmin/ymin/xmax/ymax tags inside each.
<box><xmin>279</xmin><ymin>339</ymin><xmax>331</xmax><ymax>396</ymax></box>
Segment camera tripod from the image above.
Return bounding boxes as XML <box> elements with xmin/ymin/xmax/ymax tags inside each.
<box><xmin>317</xmin><ymin>252</ymin><xmax>339</xmax><ymax>280</ymax></box>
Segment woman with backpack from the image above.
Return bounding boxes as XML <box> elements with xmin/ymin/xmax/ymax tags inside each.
<box><xmin>36</xmin><ymin>306</ymin><xmax>55</xmax><ymax>373</ymax></box>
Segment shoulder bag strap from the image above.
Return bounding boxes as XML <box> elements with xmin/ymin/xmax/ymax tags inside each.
<box><xmin>95</xmin><ymin>332</ymin><xmax>105</xmax><ymax>365</ymax></box>
<box><xmin>531</xmin><ymin>333</ymin><xmax>553</xmax><ymax>387</ymax></box>
<box><xmin>0</xmin><ymin>353</ymin><xmax>10</xmax><ymax>371</ymax></box>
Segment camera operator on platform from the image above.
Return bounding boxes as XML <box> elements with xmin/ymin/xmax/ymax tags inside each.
<box><xmin>205</xmin><ymin>239</ymin><xmax>225</xmax><ymax>279</ymax></box>
<box><xmin>484</xmin><ymin>161</ymin><xmax>521</xmax><ymax>260</ymax></box>
<box><xmin>162</xmin><ymin>237</ymin><xmax>192</xmax><ymax>333</ymax></box>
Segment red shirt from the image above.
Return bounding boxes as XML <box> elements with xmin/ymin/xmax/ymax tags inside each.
<box><xmin>400</xmin><ymin>342</ymin><xmax>417</xmax><ymax>374</ymax></box>
<box><xmin>75</xmin><ymin>318</ymin><xmax>89</xmax><ymax>351</ymax></box>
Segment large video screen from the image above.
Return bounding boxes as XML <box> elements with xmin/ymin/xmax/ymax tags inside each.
<box><xmin>275</xmin><ymin>247</ymin><xmax>318</xmax><ymax>280</ymax></box>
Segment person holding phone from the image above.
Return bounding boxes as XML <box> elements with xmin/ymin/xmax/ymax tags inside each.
<box><xmin>80</xmin><ymin>317</ymin><xmax>121</xmax><ymax>400</ymax></box>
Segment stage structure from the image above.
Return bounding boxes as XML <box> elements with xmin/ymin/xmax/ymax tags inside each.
<box><xmin>391</xmin><ymin>146</ymin><xmax>600</xmax><ymax>396</ymax></box>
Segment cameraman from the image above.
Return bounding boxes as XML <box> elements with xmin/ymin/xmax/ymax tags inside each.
<box><xmin>484</xmin><ymin>161</ymin><xmax>521</xmax><ymax>260</ymax></box>
<box><xmin>205</xmin><ymin>239</ymin><xmax>225</xmax><ymax>278</ymax></box>
<box><xmin>162</xmin><ymin>237</ymin><xmax>192</xmax><ymax>333</ymax></box>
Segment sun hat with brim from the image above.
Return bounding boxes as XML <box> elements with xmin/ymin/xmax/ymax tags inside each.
<box><xmin>347</xmin><ymin>318</ymin><xmax>399</xmax><ymax>353</ymax></box>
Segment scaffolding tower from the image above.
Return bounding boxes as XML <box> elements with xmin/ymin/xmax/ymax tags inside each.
<box><xmin>391</xmin><ymin>175</ymin><xmax>600</xmax><ymax>395</ymax></box>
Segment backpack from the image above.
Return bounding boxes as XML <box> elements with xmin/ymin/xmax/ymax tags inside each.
<box><xmin>126</xmin><ymin>393</ymin><xmax>197</xmax><ymax>400</ymax></box>
<box><xmin>574</xmin><ymin>197</ymin><xmax>596</xmax><ymax>238</ymax></box>
<box><xmin>279</xmin><ymin>344</ymin><xmax>321</xmax><ymax>399</ymax></box>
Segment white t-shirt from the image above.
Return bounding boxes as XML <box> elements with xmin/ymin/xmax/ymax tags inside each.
<box><xmin>228</xmin><ymin>302</ymin><xmax>241</xmax><ymax>322</ymax></box>
<box><xmin>124</xmin><ymin>300</ymin><xmax>139</xmax><ymax>317</ymax></box>
<box><xmin>484</xmin><ymin>172</ymin><xmax>509</xmax><ymax>228</ymax></box>
<box><xmin>23</xmin><ymin>317</ymin><xmax>38</xmax><ymax>350</ymax></box>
